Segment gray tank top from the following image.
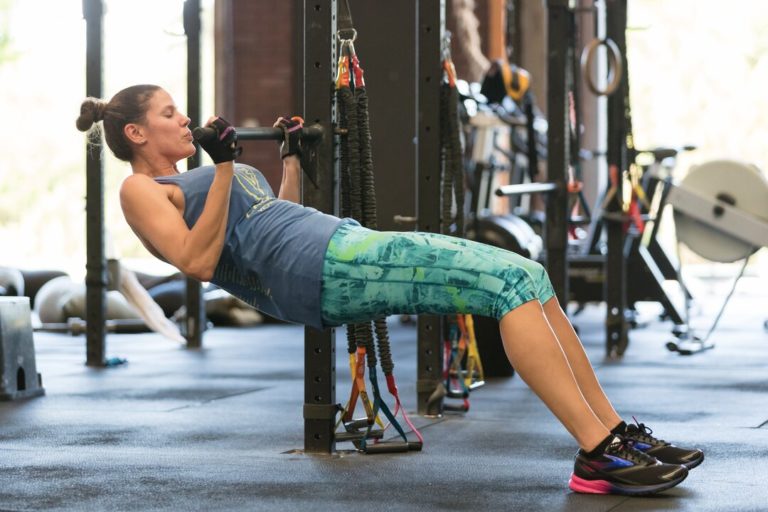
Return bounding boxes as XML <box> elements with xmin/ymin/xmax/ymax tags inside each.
<box><xmin>155</xmin><ymin>164</ymin><xmax>354</xmax><ymax>329</ymax></box>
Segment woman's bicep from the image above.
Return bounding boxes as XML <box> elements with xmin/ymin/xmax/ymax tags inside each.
<box><xmin>120</xmin><ymin>179</ymin><xmax>191</xmax><ymax>269</ymax></box>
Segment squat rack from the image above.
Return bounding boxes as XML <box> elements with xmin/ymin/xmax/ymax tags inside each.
<box><xmin>415</xmin><ymin>0</ymin><xmax>447</xmax><ymax>420</ymax></box>
<box><xmin>297</xmin><ymin>0</ymin><xmax>448</xmax><ymax>453</ymax></box>
<box><xmin>82</xmin><ymin>0</ymin><xmax>107</xmax><ymax>367</ymax></box>
<box><xmin>83</xmin><ymin>1</ymin><xmax>318</xmax><ymax>357</ymax></box>
<box><xmin>295</xmin><ymin>0</ymin><xmax>338</xmax><ymax>453</ymax></box>
<box><xmin>83</xmin><ymin>0</ymin><xmax>446</xmax><ymax>453</ymax></box>
<box><xmin>603</xmin><ymin>0</ymin><xmax>630</xmax><ymax>356</ymax></box>
<box><xmin>542</xmin><ymin>0</ymin><xmax>632</xmax><ymax>357</ymax></box>
<box><xmin>82</xmin><ymin>0</ymin><xmax>209</xmax><ymax>363</ymax></box>
<box><xmin>184</xmin><ymin>0</ymin><xmax>205</xmax><ymax>349</ymax></box>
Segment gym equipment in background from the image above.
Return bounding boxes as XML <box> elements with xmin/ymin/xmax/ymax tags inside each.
<box><xmin>458</xmin><ymin>83</ymin><xmax>693</xmax><ymax>368</ymax></box>
<box><xmin>663</xmin><ymin>160</ymin><xmax>768</xmax><ymax>354</ymax></box>
<box><xmin>0</xmin><ymin>297</ymin><xmax>44</xmax><ymax>400</ymax></box>
<box><xmin>670</xmin><ymin>160</ymin><xmax>768</xmax><ymax>263</ymax></box>
<box><xmin>463</xmin><ymin>98</ymin><xmax>545</xmax><ymax>262</ymax></box>
<box><xmin>0</xmin><ymin>267</ymin><xmax>24</xmax><ymax>298</ymax></box>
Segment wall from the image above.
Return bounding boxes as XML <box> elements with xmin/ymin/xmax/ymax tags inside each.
<box><xmin>215</xmin><ymin>0</ymin><xmax>296</xmax><ymax>191</ymax></box>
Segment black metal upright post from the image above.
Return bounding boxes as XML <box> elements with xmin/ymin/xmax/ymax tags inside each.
<box><xmin>183</xmin><ymin>0</ymin><xmax>206</xmax><ymax>349</ymax></box>
<box><xmin>604</xmin><ymin>0</ymin><xmax>629</xmax><ymax>357</ymax></box>
<box><xmin>545</xmin><ymin>0</ymin><xmax>570</xmax><ymax>306</ymax></box>
<box><xmin>415</xmin><ymin>0</ymin><xmax>445</xmax><ymax>417</ymax></box>
<box><xmin>83</xmin><ymin>0</ymin><xmax>107</xmax><ymax>367</ymax></box>
<box><xmin>297</xmin><ymin>0</ymin><xmax>338</xmax><ymax>454</ymax></box>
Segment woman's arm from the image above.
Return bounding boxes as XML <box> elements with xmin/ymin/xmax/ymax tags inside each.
<box><xmin>277</xmin><ymin>155</ymin><xmax>301</xmax><ymax>203</ymax></box>
<box><xmin>120</xmin><ymin>162</ymin><xmax>234</xmax><ymax>281</ymax></box>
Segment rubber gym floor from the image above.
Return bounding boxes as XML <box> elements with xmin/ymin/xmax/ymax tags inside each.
<box><xmin>1</xmin><ymin>274</ymin><xmax>767</xmax><ymax>511</ymax></box>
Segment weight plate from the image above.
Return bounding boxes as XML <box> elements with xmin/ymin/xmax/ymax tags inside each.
<box><xmin>674</xmin><ymin>160</ymin><xmax>768</xmax><ymax>262</ymax></box>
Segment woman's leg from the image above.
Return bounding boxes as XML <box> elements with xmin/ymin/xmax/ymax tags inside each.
<box><xmin>322</xmin><ymin>227</ymin><xmax>610</xmax><ymax>449</ymax></box>
<box><xmin>541</xmin><ymin>297</ymin><xmax>623</xmax><ymax>431</ymax></box>
<box><xmin>511</xmin><ymin>263</ymin><xmax>703</xmax><ymax>472</ymax></box>
<box><xmin>518</xmin><ymin>261</ymin><xmax>623</xmax><ymax>430</ymax></box>
<box><xmin>499</xmin><ymin>301</ymin><xmax>610</xmax><ymax>451</ymax></box>
<box><xmin>321</xmin><ymin>227</ymin><xmax>696</xmax><ymax>494</ymax></box>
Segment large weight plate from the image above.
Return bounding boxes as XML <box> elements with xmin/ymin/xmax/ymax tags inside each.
<box><xmin>674</xmin><ymin>160</ymin><xmax>768</xmax><ymax>262</ymax></box>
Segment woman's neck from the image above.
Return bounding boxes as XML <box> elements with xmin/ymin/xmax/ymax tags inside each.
<box><xmin>130</xmin><ymin>156</ymin><xmax>179</xmax><ymax>178</ymax></box>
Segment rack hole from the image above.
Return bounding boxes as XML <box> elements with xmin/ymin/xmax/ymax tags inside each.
<box><xmin>17</xmin><ymin>367</ymin><xmax>25</xmax><ymax>391</ymax></box>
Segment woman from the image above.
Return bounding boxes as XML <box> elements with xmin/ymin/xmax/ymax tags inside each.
<box><xmin>77</xmin><ymin>84</ymin><xmax>702</xmax><ymax>496</ymax></box>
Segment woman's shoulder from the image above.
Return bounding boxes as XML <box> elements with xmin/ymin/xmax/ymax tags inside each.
<box><xmin>119</xmin><ymin>173</ymin><xmax>164</xmax><ymax>203</ymax></box>
<box><xmin>120</xmin><ymin>173</ymin><xmax>153</xmax><ymax>193</ymax></box>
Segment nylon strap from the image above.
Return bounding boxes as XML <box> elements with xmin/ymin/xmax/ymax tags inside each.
<box><xmin>338</xmin><ymin>0</ymin><xmax>354</xmax><ymax>36</ymax></box>
<box><xmin>384</xmin><ymin>374</ymin><xmax>424</xmax><ymax>444</ymax></box>
<box><xmin>461</xmin><ymin>314</ymin><xmax>485</xmax><ymax>388</ymax></box>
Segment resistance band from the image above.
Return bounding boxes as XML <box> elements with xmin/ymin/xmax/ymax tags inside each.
<box><xmin>442</xmin><ymin>316</ymin><xmax>470</xmax><ymax>412</ymax></box>
<box><xmin>462</xmin><ymin>314</ymin><xmax>485</xmax><ymax>390</ymax></box>
<box><xmin>439</xmin><ymin>33</ymin><xmax>465</xmax><ymax>237</ymax></box>
<box><xmin>438</xmin><ymin>34</ymin><xmax>486</xmax><ymax>413</ymax></box>
<box><xmin>335</xmin><ymin>31</ymin><xmax>422</xmax><ymax>453</ymax></box>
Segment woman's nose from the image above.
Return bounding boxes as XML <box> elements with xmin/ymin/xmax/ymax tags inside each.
<box><xmin>182</xmin><ymin>115</ymin><xmax>191</xmax><ymax>126</ymax></box>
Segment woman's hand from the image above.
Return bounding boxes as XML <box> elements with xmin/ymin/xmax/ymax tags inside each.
<box><xmin>273</xmin><ymin>116</ymin><xmax>304</xmax><ymax>160</ymax></box>
<box><xmin>195</xmin><ymin>116</ymin><xmax>242</xmax><ymax>164</ymax></box>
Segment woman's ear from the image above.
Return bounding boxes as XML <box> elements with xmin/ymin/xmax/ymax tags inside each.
<box><xmin>124</xmin><ymin>123</ymin><xmax>147</xmax><ymax>145</ymax></box>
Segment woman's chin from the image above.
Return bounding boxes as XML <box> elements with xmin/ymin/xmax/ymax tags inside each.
<box><xmin>182</xmin><ymin>145</ymin><xmax>197</xmax><ymax>160</ymax></box>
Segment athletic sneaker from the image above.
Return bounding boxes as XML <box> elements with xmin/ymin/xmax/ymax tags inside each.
<box><xmin>569</xmin><ymin>435</ymin><xmax>689</xmax><ymax>496</ymax></box>
<box><xmin>624</xmin><ymin>421</ymin><xmax>705</xmax><ymax>469</ymax></box>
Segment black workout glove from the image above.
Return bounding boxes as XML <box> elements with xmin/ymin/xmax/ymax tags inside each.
<box><xmin>194</xmin><ymin>117</ymin><xmax>242</xmax><ymax>164</ymax></box>
<box><xmin>274</xmin><ymin>116</ymin><xmax>304</xmax><ymax>159</ymax></box>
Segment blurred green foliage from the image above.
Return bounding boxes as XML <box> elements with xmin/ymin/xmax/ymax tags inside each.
<box><xmin>0</xmin><ymin>0</ymin><xmax>17</xmax><ymax>64</ymax></box>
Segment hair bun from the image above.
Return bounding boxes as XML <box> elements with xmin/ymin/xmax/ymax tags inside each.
<box><xmin>76</xmin><ymin>97</ymin><xmax>107</xmax><ymax>132</ymax></box>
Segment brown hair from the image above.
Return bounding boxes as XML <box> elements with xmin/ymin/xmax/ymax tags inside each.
<box><xmin>76</xmin><ymin>84</ymin><xmax>161</xmax><ymax>162</ymax></box>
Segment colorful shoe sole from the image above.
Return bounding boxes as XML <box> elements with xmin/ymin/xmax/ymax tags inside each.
<box><xmin>568</xmin><ymin>471</ymin><xmax>688</xmax><ymax>496</ymax></box>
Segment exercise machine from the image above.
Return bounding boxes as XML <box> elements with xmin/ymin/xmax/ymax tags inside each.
<box><xmin>663</xmin><ymin>159</ymin><xmax>768</xmax><ymax>354</ymax></box>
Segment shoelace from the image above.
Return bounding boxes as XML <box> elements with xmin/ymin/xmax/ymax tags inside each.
<box><xmin>606</xmin><ymin>436</ymin><xmax>658</xmax><ymax>466</ymax></box>
<box><xmin>628</xmin><ymin>417</ymin><xmax>669</xmax><ymax>447</ymax></box>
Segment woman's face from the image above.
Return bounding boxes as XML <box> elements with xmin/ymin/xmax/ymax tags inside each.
<box><xmin>139</xmin><ymin>89</ymin><xmax>196</xmax><ymax>163</ymax></box>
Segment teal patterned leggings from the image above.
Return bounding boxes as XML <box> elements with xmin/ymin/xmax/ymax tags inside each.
<box><xmin>320</xmin><ymin>224</ymin><xmax>556</xmax><ymax>327</ymax></box>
